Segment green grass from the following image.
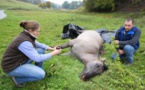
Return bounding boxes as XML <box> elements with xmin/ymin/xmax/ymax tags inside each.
<box><xmin>0</xmin><ymin>0</ymin><xmax>145</xmax><ymax>90</ymax></box>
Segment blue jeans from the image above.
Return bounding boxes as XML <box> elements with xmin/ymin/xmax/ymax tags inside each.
<box><xmin>7</xmin><ymin>48</ymin><xmax>46</xmax><ymax>84</ymax></box>
<box><xmin>119</xmin><ymin>45</ymin><xmax>136</xmax><ymax>64</ymax></box>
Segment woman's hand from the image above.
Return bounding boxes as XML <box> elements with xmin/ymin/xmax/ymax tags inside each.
<box><xmin>50</xmin><ymin>46</ymin><xmax>61</xmax><ymax>56</ymax></box>
<box><xmin>48</xmin><ymin>47</ymin><xmax>55</xmax><ymax>51</ymax></box>
<box><xmin>48</xmin><ymin>46</ymin><xmax>61</xmax><ymax>51</ymax></box>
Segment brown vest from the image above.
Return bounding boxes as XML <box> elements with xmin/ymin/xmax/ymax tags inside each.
<box><xmin>1</xmin><ymin>31</ymin><xmax>36</xmax><ymax>73</ymax></box>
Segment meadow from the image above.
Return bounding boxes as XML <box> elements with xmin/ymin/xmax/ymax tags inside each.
<box><xmin>0</xmin><ymin>0</ymin><xmax>145</xmax><ymax>90</ymax></box>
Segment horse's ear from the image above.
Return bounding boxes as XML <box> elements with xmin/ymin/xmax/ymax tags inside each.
<box><xmin>103</xmin><ymin>64</ymin><xmax>108</xmax><ymax>71</ymax></box>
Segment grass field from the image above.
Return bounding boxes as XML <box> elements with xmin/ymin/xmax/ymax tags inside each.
<box><xmin>0</xmin><ymin>0</ymin><xmax>145</xmax><ymax>90</ymax></box>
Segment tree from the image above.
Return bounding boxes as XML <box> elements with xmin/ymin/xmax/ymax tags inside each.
<box><xmin>84</xmin><ymin>0</ymin><xmax>145</xmax><ymax>12</ymax></box>
<box><xmin>69</xmin><ymin>1</ymin><xmax>77</xmax><ymax>9</ymax></box>
<box><xmin>83</xmin><ymin>0</ymin><xmax>95</xmax><ymax>11</ymax></box>
<box><xmin>39</xmin><ymin>2</ymin><xmax>46</xmax><ymax>8</ymax></box>
<box><xmin>62</xmin><ymin>1</ymin><xmax>70</xmax><ymax>9</ymax></box>
<box><xmin>51</xmin><ymin>3</ymin><xmax>61</xmax><ymax>9</ymax></box>
<box><xmin>45</xmin><ymin>1</ymin><xmax>51</xmax><ymax>8</ymax></box>
<box><xmin>84</xmin><ymin>0</ymin><xmax>115</xmax><ymax>12</ymax></box>
<box><xmin>77</xmin><ymin>1</ymin><xmax>84</xmax><ymax>7</ymax></box>
<box><xmin>62</xmin><ymin>1</ymin><xmax>83</xmax><ymax>9</ymax></box>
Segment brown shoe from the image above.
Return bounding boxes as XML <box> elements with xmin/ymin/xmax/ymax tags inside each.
<box><xmin>11</xmin><ymin>77</ymin><xmax>25</xmax><ymax>88</ymax></box>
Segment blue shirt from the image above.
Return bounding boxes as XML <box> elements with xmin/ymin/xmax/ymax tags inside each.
<box><xmin>18</xmin><ymin>41</ymin><xmax>52</xmax><ymax>62</ymax></box>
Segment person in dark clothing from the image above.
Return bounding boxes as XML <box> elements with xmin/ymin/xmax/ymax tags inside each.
<box><xmin>1</xmin><ymin>20</ymin><xmax>61</xmax><ymax>87</ymax></box>
<box><xmin>114</xmin><ymin>18</ymin><xmax>141</xmax><ymax>64</ymax></box>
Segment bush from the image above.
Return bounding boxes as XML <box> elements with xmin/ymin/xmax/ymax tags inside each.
<box><xmin>84</xmin><ymin>0</ymin><xmax>115</xmax><ymax>12</ymax></box>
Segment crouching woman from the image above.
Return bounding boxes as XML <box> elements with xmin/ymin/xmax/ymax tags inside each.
<box><xmin>1</xmin><ymin>20</ymin><xmax>61</xmax><ymax>87</ymax></box>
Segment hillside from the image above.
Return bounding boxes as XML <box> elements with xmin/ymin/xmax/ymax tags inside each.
<box><xmin>0</xmin><ymin>0</ymin><xmax>40</xmax><ymax>10</ymax></box>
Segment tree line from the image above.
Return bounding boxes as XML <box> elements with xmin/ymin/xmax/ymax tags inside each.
<box><xmin>62</xmin><ymin>1</ymin><xmax>83</xmax><ymax>9</ymax></box>
<box><xmin>17</xmin><ymin>0</ymin><xmax>83</xmax><ymax>9</ymax></box>
<box><xmin>84</xmin><ymin>0</ymin><xmax>145</xmax><ymax>12</ymax></box>
<box><xmin>17</xmin><ymin>0</ymin><xmax>145</xmax><ymax>12</ymax></box>
<box><xmin>39</xmin><ymin>0</ymin><xmax>83</xmax><ymax>9</ymax></box>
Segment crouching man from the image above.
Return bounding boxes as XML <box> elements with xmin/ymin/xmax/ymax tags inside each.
<box><xmin>114</xmin><ymin>18</ymin><xmax>141</xmax><ymax>64</ymax></box>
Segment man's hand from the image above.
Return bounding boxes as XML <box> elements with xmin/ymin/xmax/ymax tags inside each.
<box><xmin>113</xmin><ymin>40</ymin><xmax>119</xmax><ymax>48</ymax></box>
<box><xmin>118</xmin><ymin>49</ymin><xmax>124</xmax><ymax>55</ymax></box>
<box><xmin>114</xmin><ymin>44</ymin><xmax>119</xmax><ymax>48</ymax></box>
<box><xmin>114</xmin><ymin>40</ymin><xmax>119</xmax><ymax>45</ymax></box>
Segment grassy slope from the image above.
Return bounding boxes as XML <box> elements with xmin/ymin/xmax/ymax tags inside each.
<box><xmin>0</xmin><ymin>0</ymin><xmax>145</xmax><ymax>90</ymax></box>
<box><xmin>0</xmin><ymin>0</ymin><xmax>40</xmax><ymax>10</ymax></box>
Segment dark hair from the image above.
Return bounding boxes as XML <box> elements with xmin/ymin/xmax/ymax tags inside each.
<box><xmin>126</xmin><ymin>18</ymin><xmax>134</xmax><ymax>24</ymax></box>
<box><xmin>19</xmin><ymin>20</ymin><xmax>40</xmax><ymax>31</ymax></box>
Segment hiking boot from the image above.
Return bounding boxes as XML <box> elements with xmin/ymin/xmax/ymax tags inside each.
<box><xmin>11</xmin><ymin>77</ymin><xmax>25</xmax><ymax>88</ymax></box>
